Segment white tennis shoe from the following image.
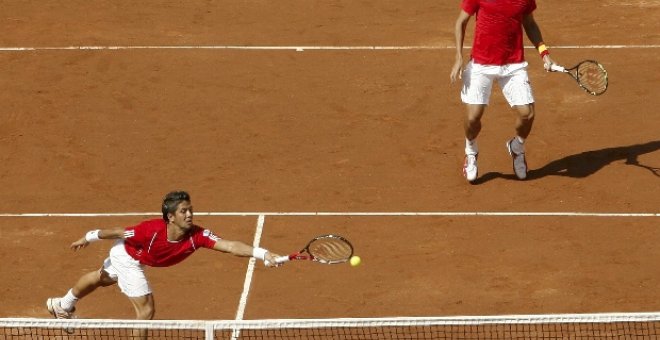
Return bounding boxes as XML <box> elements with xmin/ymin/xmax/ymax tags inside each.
<box><xmin>506</xmin><ymin>138</ymin><xmax>528</xmax><ymax>180</ymax></box>
<box><xmin>46</xmin><ymin>297</ymin><xmax>76</xmax><ymax>319</ymax></box>
<box><xmin>463</xmin><ymin>154</ymin><xmax>478</xmax><ymax>182</ymax></box>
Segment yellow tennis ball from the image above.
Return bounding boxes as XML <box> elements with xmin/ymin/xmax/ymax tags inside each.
<box><xmin>349</xmin><ymin>255</ymin><xmax>361</xmax><ymax>267</ymax></box>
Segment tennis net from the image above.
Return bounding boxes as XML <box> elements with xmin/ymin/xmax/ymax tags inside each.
<box><xmin>2</xmin><ymin>312</ymin><xmax>660</xmax><ymax>339</ymax></box>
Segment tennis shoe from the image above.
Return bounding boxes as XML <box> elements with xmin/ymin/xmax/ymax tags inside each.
<box><xmin>46</xmin><ymin>297</ymin><xmax>76</xmax><ymax>319</ymax></box>
<box><xmin>506</xmin><ymin>138</ymin><xmax>527</xmax><ymax>180</ymax></box>
<box><xmin>463</xmin><ymin>154</ymin><xmax>478</xmax><ymax>182</ymax></box>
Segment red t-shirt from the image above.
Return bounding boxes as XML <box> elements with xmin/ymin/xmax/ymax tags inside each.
<box><xmin>123</xmin><ymin>219</ymin><xmax>219</xmax><ymax>267</ymax></box>
<box><xmin>461</xmin><ymin>0</ymin><xmax>536</xmax><ymax>65</ymax></box>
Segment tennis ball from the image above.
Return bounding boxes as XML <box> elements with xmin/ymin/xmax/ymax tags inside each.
<box><xmin>349</xmin><ymin>255</ymin><xmax>361</xmax><ymax>267</ymax></box>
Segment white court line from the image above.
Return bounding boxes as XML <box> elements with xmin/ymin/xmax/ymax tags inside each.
<box><xmin>0</xmin><ymin>211</ymin><xmax>658</xmax><ymax>217</ymax></box>
<box><xmin>232</xmin><ymin>214</ymin><xmax>265</xmax><ymax>340</ymax></box>
<box><xmin>1</xmin><ymin>44</ymin><xmax>659</xmax><ymax>52</ymax></box>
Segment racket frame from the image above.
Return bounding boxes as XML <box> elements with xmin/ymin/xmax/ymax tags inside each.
<box><xmin>275</xmin><ymin>234</ymin><xmax>354</xmax><ymax>264</ymax></box>
<box><xmin>550</xmin><ymin>60</ymin><xmax>608</xmax><ymax>96</ymax></box>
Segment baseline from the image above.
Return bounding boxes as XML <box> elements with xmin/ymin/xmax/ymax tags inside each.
<box><xmin>0</xmin><ymin>211</ymin><xmax>657</xmax><ymax>217</ymax></box>
<box><xmin>1</xmin><ymin>44</ymin><xmax>660</xmax><ymax>52</ymax></box>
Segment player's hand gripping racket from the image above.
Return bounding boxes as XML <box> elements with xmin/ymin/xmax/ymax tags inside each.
<box><xmin>550</xmin><ymin>60</ymin><xmax>608</xmax><ymax>96</ymax></box>
<box><xmin>273</xmin><ymin>234</ymin><xmax>354</xmax><ymax>265</ymax></box>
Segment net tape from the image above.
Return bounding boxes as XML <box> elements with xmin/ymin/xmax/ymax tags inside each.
<box><xmin>3</xmin><ymin>312</ymin><xmax>660</xmax><ymax>339</ymax></box>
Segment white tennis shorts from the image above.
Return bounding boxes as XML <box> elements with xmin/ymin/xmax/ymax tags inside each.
<box><xmin>461</xmin><ymin>60</ymin><xmax>535</xmax><ymax>106</ymax></box>
<box><xmin>102</xmin><ymin>240</ymin><xmax>152</xmax><ymax>298</ymax></box>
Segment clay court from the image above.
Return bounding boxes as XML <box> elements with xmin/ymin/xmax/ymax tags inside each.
<box><xmin>1</xmin><ymin>0</ymin><xmax>659</xmax><ymax>325</ymax></box>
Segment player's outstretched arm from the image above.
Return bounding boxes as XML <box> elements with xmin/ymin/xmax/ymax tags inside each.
<box><xmin>213</xmin><ymin>239</ymin><xmax>282</xmax><ymax>267</ymax></box>
<box><xmin>70</xmin><ymin>228</ymin><xmax>126</xmax><ymax>251</ymax></box>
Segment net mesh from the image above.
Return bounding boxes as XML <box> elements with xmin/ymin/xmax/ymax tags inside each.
<box><xmin>577</xmin><ymin>61</ymin><xmax>608</xmax><ymax>95</ymax></box>
<box><xmin>3</xmin><ymin>313</ymin><xmax>660</xmax><ymax>339</ymax></box>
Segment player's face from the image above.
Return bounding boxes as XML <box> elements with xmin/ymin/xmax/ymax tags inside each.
<box><xmin>170</xmin><ymin>201</ymin><xmax>193</xmax><ymax>229</ymax></box>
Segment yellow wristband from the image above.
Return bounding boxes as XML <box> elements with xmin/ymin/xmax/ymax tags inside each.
<box><xmin>537</xmin><ymin>44</ymin><xmax>548</xmax><ymax>54</ymax></box>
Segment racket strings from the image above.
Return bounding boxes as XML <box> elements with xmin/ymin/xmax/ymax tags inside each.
<box><xmin>308</xmin><ymin>238</ymin><xmax>353</xmax><ymax>262</ymax></box>
<box><xmin>577</xmin><ymin>62</ymin><xmax>608</xmax><ymax>95</ymax></box>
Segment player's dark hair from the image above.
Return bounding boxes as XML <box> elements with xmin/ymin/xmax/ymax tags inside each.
<box><xmin>162</xmin><ymin>190</ymin><xmax>191</xmax><ymax>221</ymax></box>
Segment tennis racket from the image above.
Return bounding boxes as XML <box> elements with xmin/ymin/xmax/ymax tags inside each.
<box><xmin>550</xmin><ymin>60</ymin><xmax>608</xmax><ymax>96</ymax></box>
<box><xmin>273</xmin><ymin>234</ymin><xmax>354</xmax><ymax>265</ymax></box>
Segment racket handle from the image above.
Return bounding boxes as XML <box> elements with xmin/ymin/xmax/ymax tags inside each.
<box><xmin>549</xmin><ymin>64</ymin><xmax>566</xmax><ymax>72</ymax></box>
<box><xmin>274</xmin><ymin>255</ymin><xmax>292</xmax><ymax>264</ymax></box>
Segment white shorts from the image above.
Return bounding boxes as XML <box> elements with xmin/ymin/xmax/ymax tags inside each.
<box><xmin>461</xmin><ymin>60</ymin><xmax>535</xmax><ymax>106</ymax></box>
<box><xmin>102</xmin><ymin>240</ymin><xmax>152</xmax><ymax>298</ymax></box>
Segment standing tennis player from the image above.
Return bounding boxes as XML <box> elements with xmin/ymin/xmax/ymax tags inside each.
<box><xmin>450</xmin><ymin>0</ymin><xmax>559</xmax><ymax>182</ymax></box>
<box><xmin>47</xmin><ymin>190</ymin><xmax>282</xmax><ymax>323</ymax></box>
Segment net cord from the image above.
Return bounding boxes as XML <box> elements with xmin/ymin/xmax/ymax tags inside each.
<box><xmin>4</xmin><ymin>312</ymin><xmax>660</xmax><ymax>330</ymax></box>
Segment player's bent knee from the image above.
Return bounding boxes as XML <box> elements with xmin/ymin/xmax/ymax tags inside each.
<box><xmin>130</xmin><ymin>294</ymin><xmax>155</xmax><ymax>320</ymax></box>
<box><xmin>139</xmin><ymin>309</ymin><xmax>155</xmax><ymax>320</ymax></box>
<box><xmin>98</xmin><ymin>269</ymin><xmax>118</xmax><ymax>287</ymax></box>
<box><xmin>515</xmin><ymin>105</ymin><xmax>535</xmax><ymax>121</ymax></box>
<box><xmin>134</xmin><ymin>305</ymin><xmax>155</xmax><ymax>320</ymax></box>
<box><xmin>465</xmin><ymin>115</ymin><xmax>483</xmax><ymax>128</ymax></box>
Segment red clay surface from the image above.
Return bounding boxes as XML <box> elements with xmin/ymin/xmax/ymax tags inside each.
<box><xmin>1</xmin><ymin>0</ymin><xmax>659</xmax><ymax>321</ymax></box>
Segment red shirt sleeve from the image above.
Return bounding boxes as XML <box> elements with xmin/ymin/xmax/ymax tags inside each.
<box><xmin>461</xmin><ymin>0</ymin><xmax>479</xmax><ymax>15</ymax></box>
<box><xmin>123</xmin><ymin>220</ymin><xmax>152</xmax><ymax>248</ymax></box>
<box><xmin>192</xmin><ymin>227</ymin><xmax>220</xmax><ymax>249</ymax></box>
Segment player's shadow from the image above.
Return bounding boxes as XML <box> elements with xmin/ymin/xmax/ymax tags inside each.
<box><xmin>475</xmin><ymin>140</ymin><xmax>660</xmax><ymax>183</ymax></box>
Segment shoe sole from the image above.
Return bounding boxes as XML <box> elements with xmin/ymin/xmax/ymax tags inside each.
<box><xmin>46</xmin><ymin>298</ymin><xmax>75</xmax><ymax>319</ymax></box>
<box><xmin>46</xmin><ymin>298</ymin><xmax>56</xmax><ymax>317</ymax></box>
<box><xmin>506</xmin><ymin>141</ymin><xmax>527</xmax><ymax>180</ymax></box>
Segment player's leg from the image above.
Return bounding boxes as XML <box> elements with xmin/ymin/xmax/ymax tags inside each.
<box><xmin>108</xmin><ymin>240</ymin><xmax>153</xmax><ymax>339</ymax></box>
<box><xmin>464</xmin><ymin>104</ymin><xmax>486</xmax><ymax>141</ymax></box>
<box><xmin>460</xmin><ymin>60</ymin><xmax>495</xmax><ymax>182</ymax></box>
<box><xmin>129</xmin><ymin>294</ymin><xmax>156</xmax><ymax>320</ymax></box>
<box><xmin>501</xmin><ymin>63</ymin><xmax>535</xmax><ymax>180</ymax></box>
<box><xmin>104</xmin><ymin>240</ymin><xmax>153</xmax><ymax>320</ymax></box>
<box><xmin>513</xmin><ymin>103</ymin><xmax>535</xmax><ymax>140</ymax></box>
<box><xmin>47</xmin><ymin>265</ymin><xmax>117</xmax><ymax>319</ymax></box>
<box><xmin>508</xmin><ymin>103</ymin><xmax>535</xmax><ymax>178</ymax></box>
<box><xmin>72</xmin><ymin>267</ymin><xmax>118</xmax><ymax>299</ymax></box>
<box><xmin>463</xmin><ymin>104</ymin><xmax>486</xmax><ymax>182</ymax></box>
<box><xmin>127</xmin><ymin>294</ymin><xmax>155</xmax><ymax>340</ymax></box>
<box><xmin>109</xmin><ymin>240</ymin><xmax>153</xmax><ymax>314</ymax></box>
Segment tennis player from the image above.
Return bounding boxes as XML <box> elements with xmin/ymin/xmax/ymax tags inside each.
<box><xmin>47</xmin><ymin>190</ymin><xmax>282</xmax><ymax>321</ymax></box>
<box><xmin>449</xmin><ymin>0</ymin><xmax>559</xmax><ymax>182</ymax></box>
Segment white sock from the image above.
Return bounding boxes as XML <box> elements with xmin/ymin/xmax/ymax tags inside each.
<box><xmin>60</xmin><ymin>289</ymin><xmax>79</xmax><ymax>311</ymax></box>
<box><xmin>465</xmin><ymin>138</ymin><xmax>479</xmax><ymax>156</ymax></box>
